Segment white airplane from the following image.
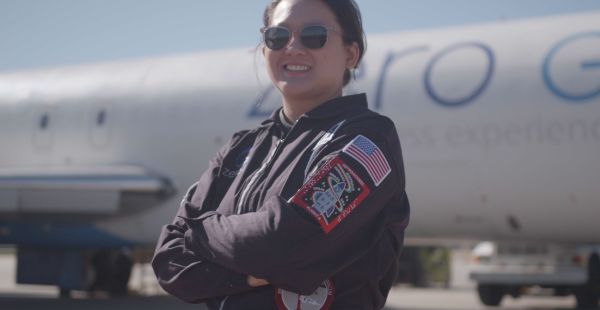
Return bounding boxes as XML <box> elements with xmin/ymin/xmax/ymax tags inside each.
<box><xmin>0</xmin><ymin>10</ymin><xmax>599</xmax><ymax>307</ymax></box>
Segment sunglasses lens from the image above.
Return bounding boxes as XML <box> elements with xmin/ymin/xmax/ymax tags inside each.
<box><xmin>301</xmin><ymin>26</ymin><xmax>328</xmax><ymax>49</ymax></box>
<box><xmin>264</xmin><ymin>27</ymin><xmax>290</xmax><ymax>50</ymax></box>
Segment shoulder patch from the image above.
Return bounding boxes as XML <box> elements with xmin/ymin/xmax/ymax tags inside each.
<box><xmin>342</xmin><ymin>135</ymin><xmax>391</xmax><ymax>186</ymax></box>
<box><xmin>275</xmin><ymin>279</ymin><xmax>334</xmax><ymax>310</ymax></box>
<box><xmin>290</xmin><ymin>157</ymin><xmax>370</xmax><ymax>234</ymax></box>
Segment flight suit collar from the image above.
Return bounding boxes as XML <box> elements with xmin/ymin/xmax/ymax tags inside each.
<box><xmin>262</xmin><ymin>93</ymin><xmax>368</xmax><ymax>126</ymax></box>
<box><xmin>303</xmin><ymin>93</ymin><xmax>367</xmax><ymax>120</ymax></box>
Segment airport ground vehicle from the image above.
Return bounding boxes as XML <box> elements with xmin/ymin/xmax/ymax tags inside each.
<box><xmin>470</xmin><ymin>242</ymin><xmax>600</xmax><ymax>308</ymax></box>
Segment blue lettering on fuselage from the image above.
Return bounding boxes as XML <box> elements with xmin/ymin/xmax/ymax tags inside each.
<box><xmin>374</xmin><ymin>46</ymin><xmax>430</xmax><ymax>110</ymax></box>
<box><xmin>248</xmin><ymin>85</ymin><xmax>277</xmax><ymax>117</ymax></box>
<box><xmin>247</xmin><ymin>31</ymin><xmax>599</xmax><ymax>118</ymax></box>
<box><xmin>542</xmin><ymin>32</ymin><xmax>600</xmax><ymax>102</ymax></box>
<box><xmin>424</xmin><ymin>42</ymin><xmax>495</xmax><ymax>108</ymax></box>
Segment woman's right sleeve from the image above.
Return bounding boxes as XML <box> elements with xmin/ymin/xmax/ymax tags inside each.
<box><xmin>151</xmin><ymin>140</ymin><xmax>254</xmax><ymax>303</ymax></box>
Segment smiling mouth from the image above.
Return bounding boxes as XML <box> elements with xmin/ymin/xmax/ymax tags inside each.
<box><xmin>284</xmin><ymin>64</ymin><xmax>311</xmax><ymax>72</ymax></box>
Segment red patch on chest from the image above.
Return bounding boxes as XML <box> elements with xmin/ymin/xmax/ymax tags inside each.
<box><xmin>289</xmin><ymin>157</ymin><xmax>370</xmax><ymax>234</ymax></box>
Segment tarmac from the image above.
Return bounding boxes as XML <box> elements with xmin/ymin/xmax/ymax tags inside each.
<box><xmin>0</xmin><ymin>250</ymin><xmax>579</xmax><ymax>310</ymax></box>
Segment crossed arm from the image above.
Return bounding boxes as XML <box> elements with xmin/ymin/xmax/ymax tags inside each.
<box><xmin>152</xmin><ymin>130</ymin><xmax>408</xmax><ymax>300</ymax></box>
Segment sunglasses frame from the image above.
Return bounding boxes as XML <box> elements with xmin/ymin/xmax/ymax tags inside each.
<box><xmin>260</xmin><ymin>24</ymin><xmax>347</xmax><ymax>51</ymax></box>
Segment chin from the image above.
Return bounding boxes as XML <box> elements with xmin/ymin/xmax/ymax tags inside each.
<box><xmin>277</xmin><ymin>82</ymin><xmax>317</xmax><ymax>99</ymax></box>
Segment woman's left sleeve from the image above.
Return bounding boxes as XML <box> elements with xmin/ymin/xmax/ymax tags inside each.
<box><xmin>182</xmin><ymin>126</ymin><xmax>410</xmax><ymax>295</ymax></box>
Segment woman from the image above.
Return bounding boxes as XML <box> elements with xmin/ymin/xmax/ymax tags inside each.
<box><xmin>152</xmin><ymin>0</ymin><xmax>410</xmax><ymax>309</ymax></box>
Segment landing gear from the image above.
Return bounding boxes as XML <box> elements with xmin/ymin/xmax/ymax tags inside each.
<box><xmin>89</xmin><ymin>249</ymin><xmax>133</xmax><ymax>295</ymax></box>
<box><xmin>59</xmin><ymin>288</ymin><xmax>71</xmax><ymax>298</ymax></box>
<box><xmin>396</xmin><ymin>247</ymin><xmax>427</xmax><ymax>287</ymax></box>
<box><xmin>575</xmin><ymin>255</ymin><xmax>600</xmax><ymax>309</ymax></box>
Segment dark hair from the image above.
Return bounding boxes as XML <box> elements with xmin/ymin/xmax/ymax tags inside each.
<box><xmin>263</xmin><ymin>0</ymin><xmax>366</xmax><ymax>86</ymax></box>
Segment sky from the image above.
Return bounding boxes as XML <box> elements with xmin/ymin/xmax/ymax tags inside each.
<box><xmin>1</xmin><ymin>0</ymin><xmax>600</xmax><ymax>72</ymax></box>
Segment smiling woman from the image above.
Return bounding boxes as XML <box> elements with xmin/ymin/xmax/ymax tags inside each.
<box><xmin>262</xmin><ymin>0</ymin><xmax>366</xmax><ymax>121</ymax></box>
<box><xmin>152</xmin><ymin>1</ymin><xmax>410</xmax><ymax>309</ymax></box>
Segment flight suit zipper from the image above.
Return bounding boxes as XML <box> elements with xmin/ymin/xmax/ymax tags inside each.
<box><xmin>235</xmin><ymin>118</ymin><xmax>304</xmax><ymax>214</ymax></box>
<box><xmin>235</xmin><ymin>138</ymin><xmax>284</xmax><ymax>214</ymax></box>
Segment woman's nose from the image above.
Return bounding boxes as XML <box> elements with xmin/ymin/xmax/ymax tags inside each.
<box><xmin>284</xmin><ymin>32</ymin><xmax>306</xmax><ymax>54</ymax></box>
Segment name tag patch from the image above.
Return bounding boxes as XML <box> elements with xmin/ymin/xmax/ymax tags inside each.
<box><xmin>221</xmin><ymin>147</ymin><xmax>251</xmax><ymax>178</ymax></box>
<box><xmin>290</xmin><ymin>157</ymin><xmax>370</xmax><ymax>234</ymax></box>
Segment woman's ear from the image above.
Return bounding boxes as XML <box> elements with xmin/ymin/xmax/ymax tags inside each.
<box><xmin>345</xmin><ymin>42</ymin><xmax>360</xmax><ymax>69</ymax></box>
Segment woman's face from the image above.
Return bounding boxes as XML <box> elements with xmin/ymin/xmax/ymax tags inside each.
<box><xmin>264</xmin><ymin>0</ymin><xmax>358</xmax><ymax>104</ymax></box>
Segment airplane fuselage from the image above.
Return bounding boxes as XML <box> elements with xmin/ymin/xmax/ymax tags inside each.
<box><xmin>0</xmin><ymin>12</ymin><xmax>599</xmax><ymax>248</ymax></box>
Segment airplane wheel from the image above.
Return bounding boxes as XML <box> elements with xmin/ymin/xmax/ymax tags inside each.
<box><xmin>575</xmin><ymin>254</ymin><xmax>600</xmax><ymax>309</ymax></box>
<box><xmin>590</xmin><ymin>254</ymin><xmax>600</xmax><ymax>290</ymax></box>
<box><xmin>90</xmin><ymin>249</ymin><xmax>133</xmax><ymax>295</ymax></box>
<box><xmin>59</xmin><ymin>288</ymin><xmax>71</xmax><ymax>298</ymax></box>
<box><xmin>395</xmin><ymin>247</ymin><xmax>428</xmax><ymax>287</ymax></box>
<box><xmin>477</xmin><ymin>284</ymin><xmax>504</xmax><ymax>307</ymax></box>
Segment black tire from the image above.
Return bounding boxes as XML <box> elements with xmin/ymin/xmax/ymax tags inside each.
<box><xmin>477</xmin><ymin>284</ymin><xmax>504</xmax><ymax>307</ymax></box>
<box><xmin>589</xmin><ymin>254</ymin><xmax>600</xmax><ymax>287</ymax></box>
<box><xmin>59</xmin><ymin>288</ymin><xmax>71</xmax><ymax>299</ymax></box>
<box><xmin>395</xmin><ymin>247</ymin><xmax>428</xmax><ymax>287</ymax></box>
<box><xmin>575</xmin><ymin>254</ymin><xmax>600</xmax><ymax>309</ymax></box>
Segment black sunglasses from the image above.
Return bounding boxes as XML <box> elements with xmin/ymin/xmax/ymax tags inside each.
<box><xmin>261</xmin><ymin>25</ymin><xmax>345</xmax><ymax>51</ymax></box>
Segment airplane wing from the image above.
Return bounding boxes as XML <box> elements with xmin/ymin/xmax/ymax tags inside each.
<box><xmin>0</xmin><ymin>165</ymin><xmax>175</xmax><ymax>215</ymax></box>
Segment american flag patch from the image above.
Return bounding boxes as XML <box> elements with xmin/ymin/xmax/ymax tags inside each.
<box><xmin>342</xmin><ymin>135</ymin><xmax>391</xmax><ymax>186</ymax></box>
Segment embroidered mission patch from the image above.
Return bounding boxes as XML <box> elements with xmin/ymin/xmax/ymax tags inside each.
<box><xmin>290</xmin><ymin>157</ymin><xmax>370</xmax><ymax>234</ymax></box>
<box><xmin>275</xmin><ymin>279</ymin><xmax>335</xmax><ymax>310</ymax></box>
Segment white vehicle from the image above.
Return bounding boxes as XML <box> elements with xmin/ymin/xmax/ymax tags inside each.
<box><xmin>0</xmin><ymin>11</ymin><xmax>599</xmax><ymax>308</ymax></box>
<box><xmin>470</xmin><ymin>242</ymin><xmax>600</xmax><ymax>308</ymax></box>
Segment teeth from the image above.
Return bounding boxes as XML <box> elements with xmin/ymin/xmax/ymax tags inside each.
<box><xmin>286</xmin><ymin>65</ymin><xmax>310</xmax><ymax>72</ymax></box>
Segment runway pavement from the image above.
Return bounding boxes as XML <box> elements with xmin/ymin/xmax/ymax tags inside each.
<box><xmin>0</xmin><ymin>287</ymin><xmax>578</xmax><ymax>310</ymax></box>
<box><xmin>0</xmin><ymin>250</ymin><xmax>579</xmax><ymax>310</ymax></box>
